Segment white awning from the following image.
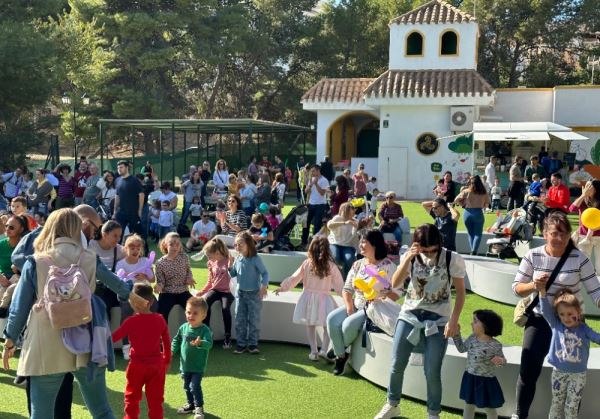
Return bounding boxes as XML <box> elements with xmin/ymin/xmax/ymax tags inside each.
<box><xmin>466</xmin><ymin>122</ymin><xmax>589</xmax><ymax>142</ymax></box>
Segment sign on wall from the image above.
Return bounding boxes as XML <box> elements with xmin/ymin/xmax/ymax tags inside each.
<box><xmin>416</xmin><ymin>133</ymin><xmax>439</xmax><ymax>155</ymax></box>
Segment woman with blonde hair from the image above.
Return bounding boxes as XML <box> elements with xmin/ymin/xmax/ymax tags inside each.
<box><xmin>328</xmin><ymin>202</ymin><xmax>359</xmax><ymax>278</ymax></box>
<box><xmin>2</xmin><ymin>208</ymin><xmax>116</xmax><ymax>418</ymax></box>
<box><xmin>213</xmin><ymin>159</ymin><xmax>229</xmax><ymax>192</ymax></box>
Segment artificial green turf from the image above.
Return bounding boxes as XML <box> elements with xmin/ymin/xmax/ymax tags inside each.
<box><xmin>0</xmin><ymin>196</ymin><xmax>587</xmax><ymax>418</ymax></box>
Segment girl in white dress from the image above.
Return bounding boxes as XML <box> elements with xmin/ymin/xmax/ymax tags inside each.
<box><xmin>275</xmin><ymin>236</ymin><xmax>344</xmax><ymax>360</ymax></box>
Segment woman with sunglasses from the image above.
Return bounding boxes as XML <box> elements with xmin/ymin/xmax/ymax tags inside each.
<box><xmin>454</xmin><ymin>175</ymin><xmax>489</xmax><ymax>255</ymax></box>
<box><xmin>376</xmin><ymin>224</ymin><xmax>466</xmax><ymax>419</ymax></box>
<box><xmin>378</xmin><ymin>191</ymin><xmax>405</xmax><ymax>244</ymax></box>
<box><xmin>218</xmin><ymin>195</ymin><xmax>247</xmax><ymax>238</ymax></box>
<box><xmin>213</xmin><ymin>159</ymin><xmax>229</xmax><ymax>192</ymax></box>
<box><xmin>0</xmin><ymin>215</ymin><xmax>29</xmax><ymax>316</ymax></box>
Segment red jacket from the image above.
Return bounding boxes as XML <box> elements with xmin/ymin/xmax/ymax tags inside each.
<box><xmin>545</xmin><ymin>184</ymin><xmax>570</xmax><ymax>212</ymax></box>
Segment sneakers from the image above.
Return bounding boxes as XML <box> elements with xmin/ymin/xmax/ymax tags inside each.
<box><xmin>222</xmin><ymin>338</ymin><xmax>232</xmax><ymax>349</ymax></box>
<box><xmin>248</xmin><ymin>345</ymin><xmax>260</xmax><ymax>354</ymax></box>
<box><xmin>374</xmin><ymin>402</ymin><xmax>400</xmax><ymax>419</ymax></box>
<box><xmin>177</xmin><ymin>403</ymin><xmax>195</xmax><ymax>414</ymax></box>
<box><xmin>319</xmin><ymin>349</ymin><xmax>335</xmax><ymax>363</ymax></box>
<box><xmin>233</xmin><ymin>346</ymin><xmax>247</xmax><ymax>354</ymax></box>
<box><xmin>308</xmin><ymin>352</ymin><xmax>319</xmax><ymax>361</ymax></box>
<box><xmin>194</xmin><ymin>406</ymin><xmax>205</xmax><ymax>419</ymax></box>
<box><xmin>13</xmin><ymin>375</ymin><xmax>27</xmax><ymax>387</ymax></box>
<box><xmin>332</xmin><ymin>354</ymin><xmax>348</xmax><ymax>375</ymax></box>
<box><xmin>122</xmin><ymin>344</ymin><xmax>131</xmax><ymax>361</ymax></box>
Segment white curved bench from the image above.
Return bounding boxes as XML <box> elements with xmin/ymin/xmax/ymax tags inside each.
<box><xmin>463</xmin><ymin>255</ymin><xmax>600</xmax><ymax>317</ymax></box>
<box><xmin>109</xmin><ymin>291</ymin><xmax>600</xmax><ymax>417</ymax></box>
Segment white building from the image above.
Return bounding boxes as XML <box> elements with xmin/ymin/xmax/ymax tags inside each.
<box><xmin>302</xmin><ymin>0</ymin><xmax>600</xmax><ymax>199</ymax></box>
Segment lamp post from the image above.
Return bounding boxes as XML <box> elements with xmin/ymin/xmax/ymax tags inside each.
<box><xmin>62</xmin><ymin>92</ymin><xmax>90</xmax><ymax>162</ymax></box>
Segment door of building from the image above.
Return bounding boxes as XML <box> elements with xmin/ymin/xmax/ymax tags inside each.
<box><xmin>380</xmin><ymin>147</ymin><xmax>408</xmax><ymax>198</ymax></box>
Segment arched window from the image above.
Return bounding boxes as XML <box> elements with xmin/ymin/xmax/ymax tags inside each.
<box><xmin>440</xmin><ymin>30</ymin><xmax>458</xmax><ymax>55</ymax></box>
<box><xmin>406</xmin><ymin>31</ymin><xmax>424</xmax><ymax>56</ymax></box>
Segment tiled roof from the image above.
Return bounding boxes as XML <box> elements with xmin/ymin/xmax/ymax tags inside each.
<box><xmin>301</xmin><ymin>78</ymin><xmax>375</xmax><ymax>103</ymax></box>
<box><xmin>390</xmin><ymin>0</ymin><xmax>475</xmax><ymax>25</ymax></box>
<box><xmin>364</xmin><ymin>69</ymin><xmax>494</xmax><ymax>98</ymax></box>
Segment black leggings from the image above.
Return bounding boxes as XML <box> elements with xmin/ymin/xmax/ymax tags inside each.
<box><xmin>27</xmin><ymin>372</ymin><xmax>74</xmax><ymax>418</ymax></box>
<box><xmin>515</xmin><ymin>313</ymin><xmax>552</xmax><ymax>418</ymax></box>
<box><xmin>203</xmin><ymin>290</ymin><xmax>235</xmax><ymax>337</ymax></box>
<box><xmin>158</xmin><ymin>291</ymin><xmax>192</xmax><ymax>322</ymax></box>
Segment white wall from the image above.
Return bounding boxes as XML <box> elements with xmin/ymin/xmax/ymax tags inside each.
<box><xmin>553</xmin><ymin>87</ymin><xmax>600</xmax><ymax>126</ymax></box>
<box><xmin>388</xmin><ymin>22</ymin><xmax>478</xmax><ymax>70</ymax></box>
<box><xmin>378</xmin><ymin>105</ymin><xmax>471</xmax><ymax>199</ymax></box>
<box><xmin>480</xmin><ymin>89</ymin><xmax>554</xmax><ymax>122</ymax></box>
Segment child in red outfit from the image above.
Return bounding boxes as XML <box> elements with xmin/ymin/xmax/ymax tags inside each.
<box><xmin>112</xmin><ymin>283</ymin><xmax>171</xmax><ymax>419</ymax></box>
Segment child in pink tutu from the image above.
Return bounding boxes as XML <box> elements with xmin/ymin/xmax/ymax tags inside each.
<box><xmin>274</xmin><ymin>236</ymin><xmax>344</xmax><ymax>361</ymax></box>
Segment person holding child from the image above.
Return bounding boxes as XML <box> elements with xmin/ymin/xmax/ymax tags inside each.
<box><xmin>453</xmin><ymin>310</ymin><xmax>506</xmax><ymax>419</ymax></box>
<box><xmin>376</xmin><ymin>224</ymin><xmax>466</xmax><ymax>419</ymax></box>
<box><xmin>115</xmin><ymin>234</ymin><xmax>155</xmax><ymax>361</ymax></box>
<box><xmin>197</xmin><ymin>238</ymin><xmax>235</xmax><ymax>349</ymax></box>
<box><xmin>186</xmin><ymin>210</ymin><xmax>217</xmax><ymax>251</ymax></box>
<box><xmin>229</xmin><ymin>232</ymin><xmax>269</xmax><ymax>354</ymax></box>
<box><xmin>274</xmin><ymin>236</ymin><xmax>344</xmax><ymax>361</ymax></box>
<box><xmin>248</xmin><ymin>213</ymin><xmax>274</xmax><ymax>250</ymax></box>
<box><xmin>155</xmin><ymin>232</ymin><xmax>196</xmax><ymax>322</ymax></box>
<box><xmin>172</xmin><ymin>296</ymin><xmax>213</xmax><ymax>419</ymax></box>
<box><xmin>112</xmin><ymin>283</ymin><xmax>171</xmax><ymax>419</ymax></box>
<box><xmin>511</xmin><ymin>211</ymin><xmax>600</xmax><ymax>419</ymax></box>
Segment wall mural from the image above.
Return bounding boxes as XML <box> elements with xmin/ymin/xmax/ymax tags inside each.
<box><xmin>569</xmin><ymin>135</ymin><xmax>600</xmax><ymax>186</ymax></box>
<box><xmin>432</xmin><ymin>133</ymin><xmax>473</xmax><ymax>186</ymax></box>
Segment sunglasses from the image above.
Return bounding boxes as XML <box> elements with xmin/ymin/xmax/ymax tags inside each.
<box><xmin>227</xmin><ymin>200</ymin><xmax>235</xmax><ymax>203</ymax></box>
<box><xmin>386</xmin><ymin>196</ymin><xmax>394</xmax><ymax>200</ymax></box>
<box><xmin>5</xmin><ymin>224</ymin><xmax>16</xmax><ymax>231</ymax></box>
<box><xmin>202</xmin><ymin>215</ymin><xmax>210</xmax><ymax>218</ymax></box>
<box><xmin>432</xmin><ymin>205</ymin><xmax>442</xmax><ymax>209</ymax></box>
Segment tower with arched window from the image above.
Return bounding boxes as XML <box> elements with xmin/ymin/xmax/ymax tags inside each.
<box><xmin>388</xmin><ymin>1</ymin><xmax>478</xmax><ymax>70</ymax></box>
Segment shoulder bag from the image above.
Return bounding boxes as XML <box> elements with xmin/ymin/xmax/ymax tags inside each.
<box><xmin>513</xmin><ymin>241</ymin><xmax>573</xmax><ymax>327</ymax></box>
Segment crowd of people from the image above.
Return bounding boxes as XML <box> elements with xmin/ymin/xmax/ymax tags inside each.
<box><xmin>1</xmin><ymin>151</ymin><xmax>600</xmax><ymax>419</ymax></box>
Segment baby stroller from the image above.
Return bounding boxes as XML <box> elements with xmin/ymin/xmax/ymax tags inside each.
<box><xmin>486</xmin><ymin>208</ymin><xmax>532</xmax><ymax>260</ymax></box>
<box><xmin>272</xmin><ymin>204</ymin><xmax>307</xmax><ymax>251</ymax></box>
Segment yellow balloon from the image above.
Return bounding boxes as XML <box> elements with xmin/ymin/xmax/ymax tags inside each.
<box><xmin>582</xmin><ymin>207</ymin><xmax>600</xmax><ymax>231</ymax></box>
<box><xmin>353</xmin><ymin>277</ymin><xmax>377</xmax><ymax>300</ymax></box>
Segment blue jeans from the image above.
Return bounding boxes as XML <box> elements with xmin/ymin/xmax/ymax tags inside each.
<box><xmin>182</xmin><ymin>372</ymin><xmax>204</xmax><ymax>407</ymax></box>
<box><xmin>330</xmin><ymin>244</ymin><xmax>356</xmax><ymax>279</ymax></box>
<box><xmin>29</xmin><ymin>367</ymin><xmax>114</xmax><ymax>419</ymax></box>
<box><xmin>463</xmin><ymin>208</ymin><xmax>484</xmax><ymax>254</ymax></box>
<box><xmin>180</xmin><ymin>200</ymin><xmax>192</xmax><ymax>225</ymax></box>
<box><xmin>387</xmin><ymin>312</ymin><xmax>448</xmax><ymax>415</ymax></box>
<box><xmin>158</xmin><ymin>225</ymin><xmax>171</xmax><ymax>239</ymax></box>
<box><xmin>235</xmin><ymin>290</ymin><xmax>262</xmax><ymax>347</ymax></box>
<box><xmin>326</xmin><ymin>306</ymin><xmax>366</xmax><ymax>357</ymax></box>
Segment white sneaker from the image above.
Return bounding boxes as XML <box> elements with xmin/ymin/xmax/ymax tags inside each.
<box><xmin>122</xmin><ymin>344</ymin><xmax>131</xmax><ymax>361</ymax></box>
<box><xmin>308</xmin><ymin>352</ymin><xmax>319</xmax><ymax>361</ymax></box>
<box><xmin>194</xmin><ymin>406</ymin><xmax>205</xmax><ymax>419</ymax></box>
<box><xmin>374</xmin><ymin>402</ymin><xmax>400</xmax><ymax>419</ymax></box>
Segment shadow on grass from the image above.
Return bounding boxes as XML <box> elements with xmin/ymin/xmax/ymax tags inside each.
<box><xmin>169</xmin><ymin>342</ymin><xmax>319</xmax><ymax>382</ymax></box>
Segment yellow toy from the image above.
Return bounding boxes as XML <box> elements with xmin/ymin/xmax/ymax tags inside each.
<box><xmin>353</xmin><ymin>268</ymin><xmax>389</xmax><ymax>301</ymax></box>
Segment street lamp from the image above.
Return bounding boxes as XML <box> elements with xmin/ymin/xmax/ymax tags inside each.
<box><xmin>61</xmin><ymin>92</ymin><xmax>89</xmax><ymax>161</ymax></box>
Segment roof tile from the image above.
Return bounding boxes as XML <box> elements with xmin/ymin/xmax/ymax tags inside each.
<box><xmin>391</xmin><ymin>0</ymin><xmax>475</xmax><ymax>25</ymax></box>
<box><xmin>301</xmin><ymin>78</ymin><xmax>375</xmax><ymax>104</ymax></box>
<box><xmin>364</xmin><ymin>69</ymin><xmax>494</xmax><ymax>99</ymax></box>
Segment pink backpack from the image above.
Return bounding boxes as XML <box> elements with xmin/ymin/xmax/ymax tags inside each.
<box><xmin>36</xmin><ymin>253</ymin><xmax>93</xmax><ymax>329</ymax></box>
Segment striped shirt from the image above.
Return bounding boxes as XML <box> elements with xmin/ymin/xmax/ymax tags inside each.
<box><xmin>223</xmin><ymin>210</ymin><xmax>247</xmax><ymax>237</ymax></box>
<box><xmin>512</xmin><ymin>245</ymin><xmax>600</xmax><ymax>314</ymax></box>
<box><xmin>57</xmin><ymin>174</ymin><xmax>76</xmax><ymax>198</ymax></box>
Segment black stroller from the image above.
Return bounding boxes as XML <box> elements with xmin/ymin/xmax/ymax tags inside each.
<box><xmin>486</xmin><ymin>208</ymin><xmax>533</xmax><ymax>261</ymax></box>
<box><xmin>272</xmin><ymin>204</ymin><xmax>308</xmax><ymax>251</ymax></box>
